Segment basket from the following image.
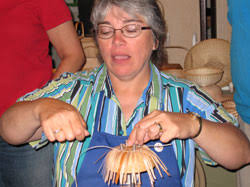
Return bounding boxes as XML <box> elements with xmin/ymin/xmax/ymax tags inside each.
<box><xmin>184</xmin><ymin>67</ymin><xmax>224</xmax><ymax>87</ymax></box>
<box><xmin>184</xmin><ymin>38</ymin><xmax>231</xmax><ymax>87</ymax></box>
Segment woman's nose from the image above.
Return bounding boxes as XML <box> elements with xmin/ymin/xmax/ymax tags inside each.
<box><xmin>112</xmin><ymin>30</ymin><xmax>126</xmax><ymax>46</ymax></box>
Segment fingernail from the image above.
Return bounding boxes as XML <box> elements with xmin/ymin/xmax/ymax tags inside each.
<box><xmin>126</xmin><ymin>140</ymin><xmax>131</xmax><ymax>146</ymax></box>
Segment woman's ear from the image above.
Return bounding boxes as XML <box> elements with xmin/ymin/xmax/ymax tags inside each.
<box><xmin>153</xmin><ymin>39</ymin><xmax>159</xmax><ymax>50</ymax></box>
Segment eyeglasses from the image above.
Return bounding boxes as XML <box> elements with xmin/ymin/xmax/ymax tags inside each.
<box><xmin>96</xmin><ymin>24</ymin><xmax>151</xmax><ymax>39</ymax></box>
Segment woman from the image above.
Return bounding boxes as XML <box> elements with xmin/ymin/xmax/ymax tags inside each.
<box><xmin>0</xmin><ymin>0</ymin><xmax>84</xmax><ymax>186</ymax></box>
<box><xmin>0</xmin><ymin>0</ymin><xmax>249</xmax><ymax>186</ymax></box>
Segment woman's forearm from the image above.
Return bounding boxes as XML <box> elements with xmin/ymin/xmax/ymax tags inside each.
<box><xmin>52</xmin><ymin>54</ymin><xmax>85</xmax><ymax>79</ymax></box>
<box><xmin>194</xmin><ymin>120</ymin><xmax>250</xmax><ymax>169</ymax></box>
<box><xmin>0</xmin><ymin>100</ymin><xmax>42</xmax><ymax>145</ymax></box>
<box><xmin>47</xmin><ymin>20</ymin><xmax>85</xmax><ymax>80</ymax></box>
<box><xmin>0</xmin><ymin>98</ymin><xmax>89</xmax><ymax>145</ymax></box>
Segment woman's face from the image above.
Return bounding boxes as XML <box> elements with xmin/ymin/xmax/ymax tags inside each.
<box><xmin>97</xmin><ymin>5</ymin><xmax>157</xmax><ymax>81</ymax></box>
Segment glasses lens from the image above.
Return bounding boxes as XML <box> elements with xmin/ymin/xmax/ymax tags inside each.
<box><xmin>123</xmin><ymin>24</ymin><xmax>141</xmax><ymax>38</ymax></box>
<box><xmin>97</xmin><ymin>24</ymin><xmax>148</xmax><ymax>39</ymax></box>
<box><xmin>97</xmin><ymin>26</ymin><xmax>114</xmax><ymax>39</ymax></box>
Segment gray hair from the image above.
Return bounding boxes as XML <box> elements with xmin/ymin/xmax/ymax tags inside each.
<box><xmin>90</xmin><ymin>0</ymin><xmax>167</xmax><ymax>67</ymax></box>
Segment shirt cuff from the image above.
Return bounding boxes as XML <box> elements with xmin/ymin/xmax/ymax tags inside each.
<box><xmin>29</xmin><ymin>132</ymin><xmax>49</xmax><ymax>150</ymax></box>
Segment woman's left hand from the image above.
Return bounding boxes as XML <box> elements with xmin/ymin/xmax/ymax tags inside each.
<box><xmin>126</xmin><ymin>110</ymin><xmax>199</xmax><ymax>146</ymax></box>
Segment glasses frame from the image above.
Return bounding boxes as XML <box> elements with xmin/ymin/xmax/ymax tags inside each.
<box><xmin>96</xmin><ymin>24</ymin><xmax>152</xmax><ymax>39</ymax></box>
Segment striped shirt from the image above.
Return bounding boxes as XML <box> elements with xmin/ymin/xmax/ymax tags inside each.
<box><xmin>21</xmin><ymin>64</ymin><xmax>237</xmax><ymax>187</ymax></box>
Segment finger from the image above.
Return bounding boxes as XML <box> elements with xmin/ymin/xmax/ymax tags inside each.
<box><xmin>59</xmin><ymin>120</ymin><xmax>76</xmax><ymax>141</ymax></box>
<box><xmin>78</xmin><ymin>113</ymin><xmax>90</xmax><ymax>137</ymax></box>
<box><xmin>42</xmin><ymin>121</ymin><xmax>56</xmax><ymax>142</ymax></box>
<box><xmin>72</xmin><ymin>114</ymin><xmax>89</xmax><ymax>141</ymax></box>
<box><xmin>58</xmin><ymin>110</ymin><xmax>87</xmax><ymax>141</ymax></box>
<box><xmin>135</xmin><ymin>126</ymin><xmax>147</xmax><ymax>145</ymax></box>
<box><xmin>148</xmin><ymin>123</ymin><xmax>162</xmax><ymax>140</ymax></box>
<box><xmin>160</xmin><ymin>134</ymin><xmax>170</xmax><ymax>143</ymax></box>
<box><xmin>159</xmin><ymin>128</ymin><xmax>175</xmax><ymax>143</ymax></box>
<box><xmin>126</xmin><ymin>130</ymin><xmax>136</xmax><ymax>146</ymax></box>
<box><xmin>143</xmin><ymin>131</ymin><xmax>151</xmax><ymax>143</ymax></box>
<box><xmin>127</xmin><ymin>110</ymin><xmax>162</xmax><ymax>146</ymax></box>
<box><xmin>139</xmin><ymin>110</ymin><xmax>161</xmax><ymax>124</ymax></box>
<box><xmin>127</xmin><ymin>120</ymin><xmax>158</xmax><ymax>146</ymax></box>
<box><xmin>54</xmin><ymin>130</ymin><xmax>66</xmax><ymax>142</ymax></box>
<box><xmin>127</xmin><ymin>126</ymin><xmax>137</xmax><ymax>146</ymax></box>
<box><xmin>143</xmin><ymin>110</ymin><xmax>160</xmax><ymax>119</ymax></box>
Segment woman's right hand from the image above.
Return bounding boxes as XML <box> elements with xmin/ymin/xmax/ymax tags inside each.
<box><xmin>126</xmin><ymin>110</ymin><xmax>200</xmax><ymax>146</ymax></box>
<box><xmin>35</xmin><ymin>98</ymin><xmax>90</xmax><ymax>142</ymax></box>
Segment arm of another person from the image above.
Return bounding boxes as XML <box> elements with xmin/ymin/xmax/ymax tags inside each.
<box><xmin>127</xmin><ymin>110</ymin><xmax>250</xmax><ymax>170</ymax></box>
<box><xmin>47</xmin><ymin>20</ymin><xmax>85</xmax><ymax>79</ymax></box>
<box><xmin>0</xmin><ymin>98</ymin><xmax>89</xmax><ymax>145</ymax></box>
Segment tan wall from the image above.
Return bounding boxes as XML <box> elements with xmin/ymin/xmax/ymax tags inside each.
<box><xmin>159</xmin><ymin>0</ymin><xmax>232</xmax><ymax>67</ymax></box>
<box><xmin>159</xmin><ymin>0</ymin><xmax>201</xmax><ymax>67</ymax></box>
<box><xmin>216</xmin><ymin>0</ymin><xmax>232</xmax><ymax>42</ymax></box>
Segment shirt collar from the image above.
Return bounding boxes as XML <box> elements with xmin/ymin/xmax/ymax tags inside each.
<box><xmin>150</xmin><ymin>63</ymin><xmax>163</xmax><ymax>100</ymax></box>
<box><xmin>92</xmin><ymin>63</ymin><xmax>163</xmax><ymax>103</ymax></box>
<box><xmin>92</xmin><ymin>64</ymin><xmax>108</xmax><ymax>96</ymax></box>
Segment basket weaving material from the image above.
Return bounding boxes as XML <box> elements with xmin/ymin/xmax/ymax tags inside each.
<box><xmin>184</xmin><ymin>38</ymin><xmax>231</xmax><ymax>87</ymax></box>
<box><xmin>184</xmin><ymin>67</ymin><xmax>224</xmax><ymax>87</ymax></box>
<box><xmin>222</xmin><ymin>99</ymin><xmax>236</xmax><ymax>108</ymax></box>
<box><xmin>222</xmin><ymin>100</ymin><xmax>239</xmax><ymax>119</ymax></box>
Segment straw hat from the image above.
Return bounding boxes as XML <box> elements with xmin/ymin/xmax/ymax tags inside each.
<box><xmin>184</xmin><ymin>38</ymin><xmax>231</xmax><ymax>87</ymax></box>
